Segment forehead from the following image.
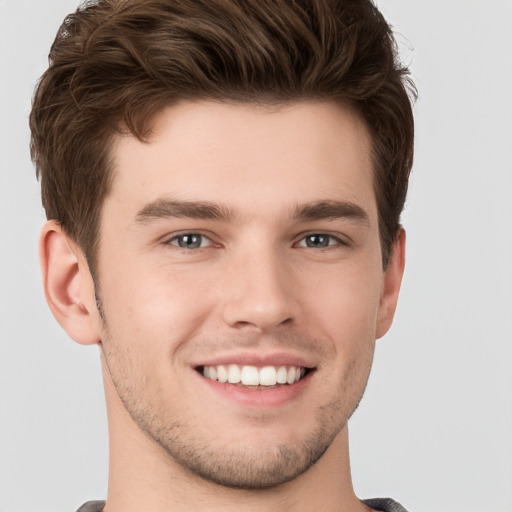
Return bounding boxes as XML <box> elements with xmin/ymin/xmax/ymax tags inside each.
<box><xmin>108</xmin><ymin>100</ymin><xmax>376</xmax><ymax>223</ymax></box>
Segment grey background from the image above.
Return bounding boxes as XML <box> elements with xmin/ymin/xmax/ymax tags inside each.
<box><xmin>1</xmin><ymin>1</ymin><xmax>511</xmax><ymax>511</ymax></box>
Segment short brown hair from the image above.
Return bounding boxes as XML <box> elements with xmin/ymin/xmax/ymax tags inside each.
<box><xmin>30</xmin><ymin>0</ymin><xmax>415</xmax><ymax>273</ymax></box>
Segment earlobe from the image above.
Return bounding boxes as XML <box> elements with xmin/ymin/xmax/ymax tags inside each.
<box><xmin>39</xmin><ymin>220</ymin><xmax>100</xmax><ymax>345</ymax></box>
<box><xmin>376</xmin><ymin>228</ymin><xmax>406</xmax><ymax>339</ymax></box>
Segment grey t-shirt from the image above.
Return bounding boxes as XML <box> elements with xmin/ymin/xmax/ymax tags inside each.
<box><xmin>76</xmin><ymin>497</ymin><xmax>409</xmax><ymax>511</ymax></box>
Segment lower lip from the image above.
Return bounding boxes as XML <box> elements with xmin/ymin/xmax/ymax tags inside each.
<box><xmin>197</xmin><ymin>371</ymin><xmax>314</xmax><ymax>408</ymax></box>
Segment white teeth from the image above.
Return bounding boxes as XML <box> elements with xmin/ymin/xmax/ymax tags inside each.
<box><xmin>217</xmin><ymin>365</ymin><xmax>228</xmax><ymax>383</ymax></box>
<box><xmin>203</xmin><ymin>364</ymin><xmax>307</xmax><ymax>386</ymax></box>
<box><xmin>259</xmin><ymin>366</ymin><xmax>277</xmax><ymax>386</ymax></box>
<box><xmin>227</xmin><ymin>364</ymin><xmax>241</xmax><ymax>384</ymax></box>
<box><xmin>241</xmin><ymin>366</ymin><xmax>259</xmax><ymax>385</ymax></box>
<box><xmin>276</xmin><ymin>366</ymin><xmax>288</xmax><ymax>384</ymax></box>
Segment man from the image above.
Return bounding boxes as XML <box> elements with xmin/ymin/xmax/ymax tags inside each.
<box><xmin>30</xmin><ymin>0</ymin><xmax>415</xmax><ymax>510</ymax></box>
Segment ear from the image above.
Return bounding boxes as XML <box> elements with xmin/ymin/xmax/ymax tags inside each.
<box><xmin>39</xmin><ymin>220</ymin><xmax>101</xmax><ymax>345</ymax></box>
<box><xmin>376</xmin><ymin>228</ymin><xmax>406</xmax><ymax>339</ymax></box>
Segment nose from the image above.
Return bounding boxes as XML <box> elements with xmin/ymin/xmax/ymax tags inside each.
<box><xmin>221</xmin><ymin>246</ymin><xmax>300</xmax><ymax>332</ymax></box>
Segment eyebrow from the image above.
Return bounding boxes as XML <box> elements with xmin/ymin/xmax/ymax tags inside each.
<box><xmin>292</xmin><ymin>200</ymin><xmax>370</xmax><ymax>226</ymax></box>
<box><xmin>135</xmin><ymin>198</ymin><xmax>369</xmax><ymax>226</ymax></box>
<box><xmin>135</xmin><ymin>199</ymin><xmax>237</xmax><ymax>223</ymax></box>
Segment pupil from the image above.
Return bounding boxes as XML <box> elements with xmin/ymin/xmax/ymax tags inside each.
<box><xmin>180</xmin><ymin>234</ymin><xmax>201</xmax><ymax>249</ymax></box>
<box><xmin>307</xmin><ymin>235</ymin><xmax>328</xmax><ymax>248</ymax></box>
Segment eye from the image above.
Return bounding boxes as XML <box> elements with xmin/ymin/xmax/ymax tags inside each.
<box><xmin>296</xmin><ymin>234</ymin><xmax>343</xmax><ymax>249</ymax></box>
<box><xmin>167</xmin><ymin>233</ymin><xmax>212</xmax><ymax>250</ymax></box>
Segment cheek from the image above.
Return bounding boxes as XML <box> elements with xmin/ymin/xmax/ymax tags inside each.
<box><xmin>300</xmin><ymin>258</ymin><xmax>383</xmax><ymax>342</ymax></box>
<box><xmin>99</xmin><ymin>259</ymin><xmax>218</xmax><ymax>354</ymax></box>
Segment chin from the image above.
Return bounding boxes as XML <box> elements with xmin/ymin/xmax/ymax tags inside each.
<box><xmin>156</xmin><ymin>434</ymin><xmax>334</xmax><ymax>490</ymax></box>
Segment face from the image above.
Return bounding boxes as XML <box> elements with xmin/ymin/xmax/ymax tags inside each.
<box><xmin>93</xmin><ymin>100</ymin><xmax>397</xmax><ymax>488</ymax></box>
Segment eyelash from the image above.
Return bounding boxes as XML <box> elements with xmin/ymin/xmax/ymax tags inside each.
<box><xmin>165</xmin><ymin>232</ymin><xmax>347</xmax><ymax>251</ymax></box>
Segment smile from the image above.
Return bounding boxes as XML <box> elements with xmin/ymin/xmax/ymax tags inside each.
<box><xmin>201</xmin><ymin>364</ymin><xmax>308</xmax><ymax>387</ymax></box>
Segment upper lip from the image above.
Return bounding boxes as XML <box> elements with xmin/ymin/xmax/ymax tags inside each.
<box><xmin>191</xmin><ymin>351</ymin><xmax>317</xmax><ymax>369</ymax></box>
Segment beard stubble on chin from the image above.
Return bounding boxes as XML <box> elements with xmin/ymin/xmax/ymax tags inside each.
<box><xmin>103</xmin><ymin>344</ymin><xmax>373</xmax><ymax>490</ymax></box>
<box><xmin>127</xmin><ymin>394</ymin><xmax>349</xmax><ymax>490</ymax></box>
<box><xmin>108</xmin><ymin>375</ymin><xmax>360</xmax><ymax>490</ymax></box>
<box><xmin>95</xmin><ymin>286</ymin><xmax>374</xmax><ymax>490</ymax></box>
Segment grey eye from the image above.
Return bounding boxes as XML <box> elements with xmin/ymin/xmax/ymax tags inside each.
<box><xmin>303</xmin><ymin>234</ymin><xmax>333</xmax><ymax>248</ymax></box>
<box><xmin>170</xmin><ymin>234</ymin><xmax>209</xmax><ymax>249</ymax></box>
<box><xmin>296</xmin><ymin>233</ymin><xmax>345</xmax><ymax>249</ymax></box>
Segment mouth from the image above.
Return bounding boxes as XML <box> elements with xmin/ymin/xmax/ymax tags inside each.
<box><xmin>196</xmin><ymin>364</ymin><xmax>314</xmax><ymax>389</ymax></box>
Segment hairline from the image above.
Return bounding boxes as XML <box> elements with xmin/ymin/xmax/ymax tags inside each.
<box><xmin>85</xmin><ymin>97</ymin><xmax>392</xmax><ymax>285</ymax></box>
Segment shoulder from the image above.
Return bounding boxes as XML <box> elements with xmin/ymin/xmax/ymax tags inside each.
<box><xmin>363</xmin><ymin>498</ymin><xmax>410</xmax><ymax>512</ymax></box>
<box><xmin>75</xmin><ymin>501</ymin><xmax>105</xmax><ymax>512</ymax></box>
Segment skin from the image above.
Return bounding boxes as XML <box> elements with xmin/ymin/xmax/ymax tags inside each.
<box><xmin>41</xmin><ymin>100</ymin><xmax>405</xmax><ymax>512</ymax></box>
